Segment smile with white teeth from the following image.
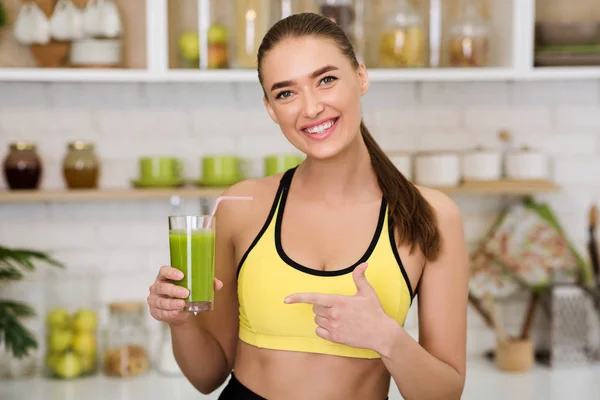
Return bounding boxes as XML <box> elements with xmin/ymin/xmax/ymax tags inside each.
<box><xmin>304</xmin><ymin>118</ymin><xmax>336</xmax><ymax>134</ymax></box>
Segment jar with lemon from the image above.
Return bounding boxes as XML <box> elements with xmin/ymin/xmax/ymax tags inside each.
<box><xmin>378</xmin><ymin>0</ymin><xmax>425</xmax><ymax>68</ymax></box>
<box><xmin>44</xmin><ymin>275</ymin><xmax>99</xmax><ymax>379</ymax></box>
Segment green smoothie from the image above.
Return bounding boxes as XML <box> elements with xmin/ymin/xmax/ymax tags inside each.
<box><xmin>169</xmin><ymin>229</ymin><xmax>215</xmax><ymax>309</ymax></box>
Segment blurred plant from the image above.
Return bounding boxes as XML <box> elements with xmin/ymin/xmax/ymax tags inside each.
<box><xmin>0</xmin><ymin>246</ymin><xmax>63</xmax><ymax>359</ymax></box>
<box><xmin>0</xmin><ymin>0</ymin><xmax>7</xmax><ymax>28</ymax></box>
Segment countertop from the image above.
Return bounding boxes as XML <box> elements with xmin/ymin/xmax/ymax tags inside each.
<box><xmin>2</xmin><ymin>357</ymin><xmax>600</xmax><ymax>400</ymax></box>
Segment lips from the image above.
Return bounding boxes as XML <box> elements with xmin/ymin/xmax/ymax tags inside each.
<box><xmin>301</xmin><ymin>117</ymin><xmax>339</xmax><ymax>141</ymax></box>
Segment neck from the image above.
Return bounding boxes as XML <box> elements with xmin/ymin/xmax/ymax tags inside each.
<box><xmin>295</xmin><ymin>134</ymin><xmax>380</xmax><ymax>204</ymax></box>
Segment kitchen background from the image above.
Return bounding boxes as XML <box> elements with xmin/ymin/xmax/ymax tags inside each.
<box><xmin>1</xmin><ymin>0</ymin><xmax>600</xmax><ymax>399</ymax></box>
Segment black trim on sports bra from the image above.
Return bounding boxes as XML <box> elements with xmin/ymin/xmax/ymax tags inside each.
<box><xmin>388</xmin><ymin>216</ymin><xmax>415</xmax><ymax>301</ymax></box>
<box><xmin>275</xmin><ymin>167</ymin><xmax>386</xmax><ymax>277</ymax></box>
<box><xmin>236</xmin><ymin>175</ymin><xmax>287</xmax><ymax>279</ymax></box>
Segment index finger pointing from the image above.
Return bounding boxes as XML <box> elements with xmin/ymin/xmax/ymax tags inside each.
<box><xmin>284</xmin><ymin>293</ymin><xmax>335</xmax><ymax>307</ymax></box>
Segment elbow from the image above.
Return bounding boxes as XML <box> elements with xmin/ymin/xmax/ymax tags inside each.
<box><xmin>194</xmin><ymin>379</ymin><xmax>225</xmax><ymax>395</ymax></box>
<box><xmin>191</xmin><ymin>370</ymin><xmax>231</xmax><ymax>395</ymax></box>
<box><xmin>196</xmin><ymin>384</ymin><xmax>218</xmax><ymax>396</ymax></box>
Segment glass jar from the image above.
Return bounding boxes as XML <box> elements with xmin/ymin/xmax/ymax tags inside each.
<box><xmin>2</xmin><ymin>142</ymin><xmax>42</xmax><ymax>190</ymax></box>
<box><xmin>103</xmin><ymin>302</ymin><xmax>150</xmax><ymax>378</ymax></box>
<box><xmin>62</xmin><ymin>141</ymin><xmax>100</xmax><ymax>189</ymax></box>
<box><xmin>448</xmin><ymin>0</ymin><xmax>491</xmax><ymax>67</ymax></box>
<box><xmin>234</xmin><ymin>0</ymin><xmax>273</xmax><ymax>69</ymax></box>
<box><xmin>44</xmin><ymin>274</ymin><xmax>100</xmax><ymax>380</ymax></box>
<box><xmin>319</xmin><ymin>0</ymin><xmax>356</xmax><ymax>44</ymax></box>
<box><xmin>378</xmin><ymin>0</ymin><xmax>425</xmax><ymax>68</ymax></box>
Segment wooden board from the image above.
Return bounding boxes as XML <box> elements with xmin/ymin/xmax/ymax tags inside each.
<box><xmin>0</xmin><ymin>180</ymin><xmax>560</xmax><ymax>203</ymax></box>
<box><xmin>444</xmin><ymin>179</ymin><xmax>560</xmax><ymax>195</ymax></box>
<box><xmin>0</xmin><ymin>187</ymin><xmax>227</xmax><ymax>203</ymax></box>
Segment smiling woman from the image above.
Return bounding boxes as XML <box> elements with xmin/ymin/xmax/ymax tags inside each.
<box><xmin>148</xmin><ymin>12</ymin><xmax>468</xmax><ymax>400</ymax></box>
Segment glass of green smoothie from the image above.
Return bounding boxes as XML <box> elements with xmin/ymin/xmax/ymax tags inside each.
<box><xmin>168</xmin><ymin>215</ymin><xmax>215</xmax><ymax>312</ymax></box>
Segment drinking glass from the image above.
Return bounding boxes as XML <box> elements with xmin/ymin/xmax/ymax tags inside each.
<box><xmin>168</xmin><ymin>215</ymin><xmax>216</xmax><ymax>312</ymax></box>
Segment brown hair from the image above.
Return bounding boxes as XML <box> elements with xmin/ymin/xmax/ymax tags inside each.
<box><xmin>257</xmin><ymin>13</ymin><xmax>441</xmax><ymax>261</ymax></box>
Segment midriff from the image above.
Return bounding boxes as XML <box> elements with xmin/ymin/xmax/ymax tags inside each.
<box><xmin>232</xmin><ymin>340</ymin><xmax>391</xmax><ymax>400</ymax></box>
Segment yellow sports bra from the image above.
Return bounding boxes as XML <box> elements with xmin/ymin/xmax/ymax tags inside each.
<box><xmin>236</xmin><ymin>167</ymin><xmax>414</xmax><ymax>359</ymax></box>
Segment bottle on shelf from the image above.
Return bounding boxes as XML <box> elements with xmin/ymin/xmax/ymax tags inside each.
<box><xmin>447</xmin><ymin>0</ymin><xmax>491</xmax><ymax>68</ymax></box>
<box><xmin>378</xmin><ymin>0</ymin><xmax>426</xmax><ymax>68</ymax></box>
<box><xmin>318</xmin><ymin>0</ymin><xmax>363</xmax><ymax>58</ymax></box>
<box><xmin>234</xmin><ymin>0</ymin><xmax>274</xmax><ymax>69</ymax></box>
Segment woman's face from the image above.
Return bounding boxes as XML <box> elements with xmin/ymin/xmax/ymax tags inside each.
<box><xmin>261</xmin><ymin>36</ymin><xmax>370</xmax><ymax>161</ymax></box>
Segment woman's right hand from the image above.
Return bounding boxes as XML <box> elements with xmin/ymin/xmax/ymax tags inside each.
<box><xmin>148</xmin><ymin>265</ymin><xmax>224</xmax><ymax>326</ymax></box>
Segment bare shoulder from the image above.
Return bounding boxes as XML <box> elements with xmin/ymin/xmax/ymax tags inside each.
<box><xmin>215</xmin><ymin>174</ymin><xmax>285</xmax><ymax>234</ymax></box>
<box><xmin>414</xmin><ymin>185</ymin><xmax>463</xmax><ymax>230</ymax></box>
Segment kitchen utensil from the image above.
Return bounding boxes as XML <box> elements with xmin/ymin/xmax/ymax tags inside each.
<box><xmin>504</xmin><ymin>146</ymin><xmax>549</xmax><ymax>180</ymax></box>
<box><xmin>13</xmin><ymin>2</ymin><xmax>50</xmax><ymax>45</ymax></box>
<box><xmin>468</xmin><ymin>292</ymin><xmax>494</xmax><ymax>329</ymax></box>
<box><xmin>137</xmin><ymin>157</ymin><xmax>183</xmax><ymax>182</ymax></box>
<box><xmin>588</xmin><ymin>204</ymin><xmax>599</xmax><ymax>287</ymax></box>
<box><xmin>519</xmin><ymin>291</ymin><xmax>539</xmax><ymax>340</ymax></box>
<box><xmin>484</xmin><ymin>293</ymin><xmax>507</xmax><ymax>343</ymax></box>
<box><xmin>70</xmin><ymin>38</ymin><xmax>122</xmax><ymax>67</ymax></box>
<box><xmin>549</xmin><ymin>285</ymin><xmax>592</xmax><ymax>366</ymax></box>
<box><xmin>264</xmin><ymin>154</ymin><xmax>304</xmax><ymax>176</ymax></box>
<box><xmin>461</xmin><ymin>147</ymin><xmax>502</xmax><ymax>181</ymax></box>
<box><xmin>414</xmin><ymin>151</ymin><xmax>460</xmax><ymax>187</ymax></box>
<box><xmin>495</xmin><ymin>337</ymin><xmax>534</xmax><ymax>372</ymax></box>
<box><xmin>202</xmin><ymin>155</ymin><xmax>246</xmax><ymax>184</ymax></box>
<box><xmin>49</xmin><ymin>0</ymin><xmax>84</xmax><ymax>41</ymax></box>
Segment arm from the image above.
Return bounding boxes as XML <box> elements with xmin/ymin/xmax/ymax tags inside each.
<box><xmin>377</xmin><ymin>192</ymin><xmax>468</xmax><ymax>400</ymax></box>
<box><xmin>170</xmin><ymin>187</ymin><xmax>242</xmax><ymax>394</ymax></box>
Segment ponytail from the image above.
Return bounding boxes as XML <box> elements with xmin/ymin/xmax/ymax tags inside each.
<box><xmin>360</xmin><ymin>121</ymin><xmax>441</xmax><ymax>261</ymax></box>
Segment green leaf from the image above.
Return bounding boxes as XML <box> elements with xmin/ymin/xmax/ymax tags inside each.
<box><xmin>0</xmin><ymin>301</ymin><xmax>38</xmax><ymax>359</ymax></box>
<box><xmin>0</xmin><ymin>267</ymin><xmax>25</xmax><ymax>281</ymax></box>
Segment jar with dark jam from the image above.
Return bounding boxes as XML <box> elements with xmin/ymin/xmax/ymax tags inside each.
<box><xmin>3</xmin><ymin>142</ymin><xmax>43</xmax><ymax>190</ymax></box>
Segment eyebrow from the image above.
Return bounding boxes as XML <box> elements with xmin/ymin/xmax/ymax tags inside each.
<box><xmin>270</xmin><ymin>65</ymin><xmax>339</xmax><ymax>92</ymax></box>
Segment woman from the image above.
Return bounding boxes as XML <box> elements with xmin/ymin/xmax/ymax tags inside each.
<box><xmin>148</xmin><ymin>13</ymin><xmax>468</xmax><ymax>400</ymax></box>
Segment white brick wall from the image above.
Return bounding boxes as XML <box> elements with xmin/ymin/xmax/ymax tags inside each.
<box><xmin>1</xmin><ymin>79</ymin><xmax>599</xmax><ymax>361</ymax></box>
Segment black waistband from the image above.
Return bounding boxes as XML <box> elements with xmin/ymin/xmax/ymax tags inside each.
<box><xmin>218</xmin><ymin>372</ymin><xmax>389</xmax><ymax>400</ymax></box>
<box><xmin>218</xmin><ymin>373</ymin><xmax>266</xmax><ymax>400</ymax></box>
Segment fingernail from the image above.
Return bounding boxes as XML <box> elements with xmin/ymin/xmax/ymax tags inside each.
<box><xmin>284</xmin><ymin>297</ymin><xmax>291</xmax><ymax>304</ymax></box>
<box><xmin>175</xmin><ymin>271</ymin><xmax>184</xmax><ymax>279</ymax></box>
<box><xmin>180</xmin><ymin>289</ymin><xmax>188</xmax><ymax>297</ymax></box>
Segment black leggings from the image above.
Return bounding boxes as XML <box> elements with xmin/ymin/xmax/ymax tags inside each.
<box><xmin>218</xmin><ymin>373</ymin><xmax>389</xmax><ymax>400</ymax></box>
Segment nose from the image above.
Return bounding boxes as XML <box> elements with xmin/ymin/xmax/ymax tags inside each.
<box><xmin>302</xmin><ymin>89</ymin><xmax>324</xmax><ymax>119</ymax></box>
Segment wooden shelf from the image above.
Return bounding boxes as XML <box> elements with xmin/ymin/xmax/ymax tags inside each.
<box><xmin>0</xmin><ymin>187</ymin><xmax>227</xmax><ymax>203</ymax></box>
<box><xmin>439</xmin><ymin>180</ymin><xmax>560</xmax><ymax>195</ymax></box>
<box><xmin>0</xmin><ymin>180</ymin><xmax>559</xmax><ymax>203</ymax></box>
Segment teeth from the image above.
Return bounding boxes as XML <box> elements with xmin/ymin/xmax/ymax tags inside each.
<box><xmin>305</xmin><ymin>119</ymin><xmax>335</xmax><ymax>134</ymax></box>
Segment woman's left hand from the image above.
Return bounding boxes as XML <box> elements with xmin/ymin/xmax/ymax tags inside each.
<box><xmin>284</xmin><ymin>262</ymin><xmax>396</xmax><ymax>352</ymax></box>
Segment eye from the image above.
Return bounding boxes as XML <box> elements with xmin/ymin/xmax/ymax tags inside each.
<box><xmin>275</xmin><ymin>90</ymin><xmax>293</xmax><ymax>100</ymax></box>
<box><xmin>319</xmin><ymin>76</ymin><xmax>338</xmax><ymax>85</ymax></box>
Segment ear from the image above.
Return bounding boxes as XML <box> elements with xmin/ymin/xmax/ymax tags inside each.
<box><xmin>356</xmin><ymin>62</ymin><xmax>370</xmax><ymax>96</ymax></box>
<box><xmin>264</xmin><ymin>96</ymin><xmax>280</xmax><ymax>125</ymax></box>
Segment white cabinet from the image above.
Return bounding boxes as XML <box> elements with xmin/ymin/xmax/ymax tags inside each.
<box><xmin>0</xmin><ymin>0</ymin><xmax>598</xmax><ymax>82</ymax></box>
